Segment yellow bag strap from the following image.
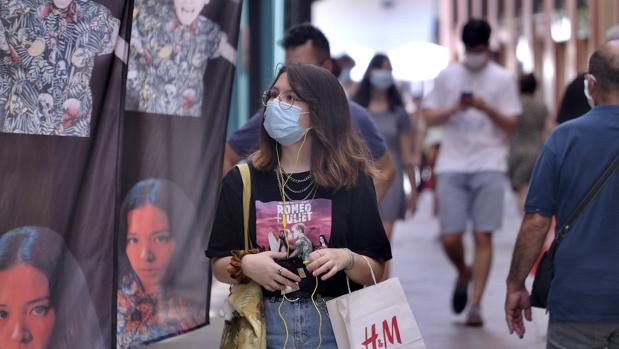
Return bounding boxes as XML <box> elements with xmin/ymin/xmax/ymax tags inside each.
<box><xmin>237</xmin><ymin>163</ymin><xmax>252</xmax><ymax>250</ymax></box>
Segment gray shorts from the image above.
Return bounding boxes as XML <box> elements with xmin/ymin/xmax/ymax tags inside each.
<box><xmin>436</xmin><ymin>172</ymin><xmax>506</xmax><ymax>234</ymax></box>
<box><xmin>547</xmin><ymin>321</ymin><xmax>619</xmax><ymax>349</ymax></box>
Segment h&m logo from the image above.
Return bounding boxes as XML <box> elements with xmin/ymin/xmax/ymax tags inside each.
<box><xmin>361</xmin><ymin>316</ymin><xmax>402</xmax><ymax>349</ymax></box>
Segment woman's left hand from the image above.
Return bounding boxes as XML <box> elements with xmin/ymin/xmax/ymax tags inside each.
<box><xmin>305</xmin><ymin>248</ymin><xmax>351</xmax><ymax>281</ymax></box>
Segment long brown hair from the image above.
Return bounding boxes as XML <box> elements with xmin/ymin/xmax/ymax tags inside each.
<box><xmin>250</xmin><ymin>64</ymin><xmax>375</xmax><ymax>189</ymax></box>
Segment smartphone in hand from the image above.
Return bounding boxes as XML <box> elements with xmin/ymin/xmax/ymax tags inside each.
<box><xmin>460</xmin><ymin>91</ymin><xmax>473</xmax><ymax>108</ymax></box>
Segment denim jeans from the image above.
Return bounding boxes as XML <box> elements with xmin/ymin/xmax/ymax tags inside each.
<box><xmin>264</xmin><ymin>294</ymin><xmax>338</xmax><ymax>349</ymax></box>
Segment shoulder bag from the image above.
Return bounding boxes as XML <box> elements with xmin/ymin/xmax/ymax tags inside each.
<box><xmin>219</xmin><ymin>163</ymin><xmax>267</xmax><ymax>348</ymax></box>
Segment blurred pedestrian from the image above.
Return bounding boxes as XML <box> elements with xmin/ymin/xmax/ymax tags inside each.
<box><xmin>422</xmin><ymin>18</ymin><xmax>521</xmax><ymax>326</ymax></box>
<box><xmin>508</xmin><ymin>73</ymin><xmax>549</xmax><ymax>210</ymax></box>
<box><xmin>555</xmin><ymin>73</ymin><xmax>590</xmax><ymax>125</ymax></box>
<box><xmin>555</xmin><ymin>24</ymin><xmax>619</xmax><ymax>126</ymax></box>
<box><xmin>506</xmin><ymin>41</ymin><xmax>619</xmax><ymax>348</ymax></box>
<box><xmin>335</xmin><ymin>54</ymin><xmax>357</xmax><ymax>98</ymax></box>
<box><xmin>353</xmin><ymin>53</ymin><xmax>417</xmax><ymax>279</ymax></box>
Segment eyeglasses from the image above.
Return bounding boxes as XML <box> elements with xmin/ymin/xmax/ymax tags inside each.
<box><xmin>261</xmin><ymin>89</ymin><xmax>301</xmax><ymax>110</ymax></box>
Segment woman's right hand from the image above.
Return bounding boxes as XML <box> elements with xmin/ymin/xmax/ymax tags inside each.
<box><xmin>241</xmin><ymin>251</ymin><xmax>301</xmax><ymax>292</ymax></box>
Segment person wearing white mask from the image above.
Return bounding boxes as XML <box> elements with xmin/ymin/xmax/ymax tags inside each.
<box><xmin>222</xmin><ymin>24</ymin><xmax>396</xmax><ymax>205</ymax></box>
<box><xmin>506</xmin><ymin>41</ymin><xmax>619</xmax><ymax>348</ymax></box>
<box><xmin>353</xmin><ymin>53</ymin><xmax>417</xmax><ymax>280</ymax></box>
<box><xmin>335</xmin><ymin>54</ymin><xmax>357</xmax><ymax>98</ymax></box>
<box><xmin>208</xmin><ymin>63</ymin><xmax>391</xmax><ymax>347</ymax></box>
<box><xmin>422</xmin><ymin>19</ymin><xmax>522</xmax><ymax>326</ymax></box>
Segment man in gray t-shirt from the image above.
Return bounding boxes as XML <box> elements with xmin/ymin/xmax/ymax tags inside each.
<box><xmin>223</xmin><ymin>24</ymin><xmax>394</xmax><ymax>201</ymax></box>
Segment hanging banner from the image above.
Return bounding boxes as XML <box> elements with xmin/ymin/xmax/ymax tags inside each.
<box><xmin>117</xmin><ymin>0</ymin><xmax>242</xmax><ymax>347</ymax></box>
<box><xmin>0</xmin><ymin>0</ymin><xmax>242</xmax><ymax>347</ymax></box>
<box><xmin>0</xmin><ymin>0</ymin><xmax>129</xmax><ymax>348</ymax></box>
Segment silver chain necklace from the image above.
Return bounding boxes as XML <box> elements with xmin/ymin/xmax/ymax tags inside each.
<box><xmin>276</xmin><ymin>168</ymin><xmax>318</xmax><ymax>201</ymax></box>
<box><xmin>279</xmin><ymin>167</ymin><xmax>312</xmax><ymax>183</ymax></box>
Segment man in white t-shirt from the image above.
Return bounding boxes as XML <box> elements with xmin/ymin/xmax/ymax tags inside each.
<box><xmin>422</xmin><ymin>19</ymin><xmax>522</xmax><ymax>326</ymax></box>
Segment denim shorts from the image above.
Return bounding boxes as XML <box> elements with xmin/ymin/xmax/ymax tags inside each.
<box><xmin>264</xmin><ymin>294</ymin><xmax>338</xmax><ymax>349</ymax></box>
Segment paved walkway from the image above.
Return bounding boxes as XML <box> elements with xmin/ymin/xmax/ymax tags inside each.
<box><xmin>147</xmin><ymin>189</ymin><xmax>549</xmax><ymax>348</ymax></box>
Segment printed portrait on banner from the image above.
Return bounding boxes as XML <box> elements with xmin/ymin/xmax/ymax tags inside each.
<box><xmin>0</xmin><ymin>226</ymin><xmax>105</xmax><ymax>349</ymax></box>
<box><xmin>0</xmin><ymin>0</ymin><xmax>120</xmax><ymax>137</ymax></box>
<box><xmin>116</xmin><ymin>179</ymin><xmax>206</xmax><ymax>349</ymax></box>
<box><xmin>125</xmin><ymin>0</ymin><xmax>236</xmax><ymax>117</ymax></box>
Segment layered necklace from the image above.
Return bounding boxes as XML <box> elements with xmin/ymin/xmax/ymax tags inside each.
<box><xmin>275</xmin><ymin>166</ymin><xmax>318</xmax><ymax>201</ymax></box>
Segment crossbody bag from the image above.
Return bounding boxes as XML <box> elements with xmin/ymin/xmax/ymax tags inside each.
<box><xmin>530</xmin><ymin>151</ymin><xmax>619</xmax><ymax>308</ymax></box>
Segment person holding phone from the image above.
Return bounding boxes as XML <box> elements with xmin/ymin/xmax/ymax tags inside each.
<box><xmin>422</xmin><ymin>19</ymin><xmax>521</xmax><ymax>326</ymax></box>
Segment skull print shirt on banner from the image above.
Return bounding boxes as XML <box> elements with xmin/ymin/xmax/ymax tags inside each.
<box><xmin>125</xmin><ymin>0</ymin><xmax>227</xmax><ymax>117</ymax></box>
<box><xmin>0</xmin><ymin>0</ymin><xmax>119</xmax><ymax>137</ymax></box>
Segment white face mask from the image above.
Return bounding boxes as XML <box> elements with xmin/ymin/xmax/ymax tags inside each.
<box><xmin>264</xmin><ymin>100</ymin><xmax>310</xmax><ymax>145</ymax></box>
<box><xmin>584</xmin><ymin>76</ymin><xmax>596</xmax><ymax>108</ymax></box>
<box><xmin>174</xmin><ymin>0</ymin><xmax>208</xmax><ymax>25</ymax></box>
<box><xmin>339</xmin><ymin>68</ymin><xmax>352</xmax><ymax>82</ymax></box>
<box><xmin>464</xmin><ymin>52</ymin><xmax>488</xmax><ymax>70</ymax></box>
<box><xmin>369</xmin><ymin>69</ymin><xmax>394</xmax><ymax>91</ymax></box>
<box><xmin>53</xmin><ymin>0</ymin><xmax>72</xmax><ymax>9</ymax></box>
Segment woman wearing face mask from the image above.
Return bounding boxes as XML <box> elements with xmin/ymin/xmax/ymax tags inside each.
<box><xmin>207</xmin><ymin>63</ymin><xmax>392</xmax><ymax>348</ymax></box>
<box><xmin>353</xmin><ymin>53</ymin><xmax>417</xmax><ymax>279</ymax></box>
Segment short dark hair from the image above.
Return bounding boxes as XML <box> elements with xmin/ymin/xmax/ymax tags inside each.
<box><xmin>462</xmin><ymin>19</ymin><xmax>491</xmax><ymax>48</ymax></box>
<box><xmin>519</xmin><ymin>73</ymin><xmax>537</xmax><ymax>94</ymax></box>
<box><xmin>588</xmin><ymin>46</ymin><xmax>619</xmax><ymax>93</ymax></box>
<box><xmin>280</xmin><ymin>23</ymin><xmax>331</xmax><ymax>63</ymax></box>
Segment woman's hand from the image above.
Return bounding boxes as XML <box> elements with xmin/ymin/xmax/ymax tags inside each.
<box><xmin>306</xmin><ymin>248</ymin><xmax>352</xmax><ymax>281</ymax></box>
<box><xmin>241</xmin><ymin>251</ymin><xmax>301</xmax><ymax>292</ymax></box>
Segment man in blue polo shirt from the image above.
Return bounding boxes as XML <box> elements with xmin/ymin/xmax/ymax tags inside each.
<box><xmin>506</xmin><ymin>41</ymin><xmax>619</xmax><ymax>348</ymax></box>
<box><xmin>223</xmin><ymin>24</ymin><xmax>395</xmax><ymax>201</ymax></box>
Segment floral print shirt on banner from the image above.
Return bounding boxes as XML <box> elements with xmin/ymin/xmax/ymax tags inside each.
<box><xmin>125</xmin><ymin>0</ymin><xmax>227</xmax><ymax>117</ymax></box>
<box><xmin>0</xmin><ymin>0</ymin><xmax>119</xmax><ymax>137</ymax></box>
<box><xmin>116</xmin><ymin>275</ymin><xmax>204</xmax><ymax>349</ymax></box>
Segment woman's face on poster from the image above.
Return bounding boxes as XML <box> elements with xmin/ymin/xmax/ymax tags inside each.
<box><xmin>52</xmin><ymin>0</ymin><xmax>73</xmax><ymax>9</ymax></box>
<box><xmin>126</xmin><ymin>205</ymin><xmax>176</xmax><ymax>293</ymax></box>
<box><xmin>174</xmin><ymin>0</ymin><xmax>208</xmax><ymax>26</ymax></box>
<box><xmin>0</xmin><ymin>263</ymin><xmax>56</xmax><ymax>349</ymax></box>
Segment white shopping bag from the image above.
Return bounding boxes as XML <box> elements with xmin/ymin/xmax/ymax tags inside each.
<box><xmin>327</xmin><ymin>257</ymin><xmax>426</xmax><ymax>349</ymax></box>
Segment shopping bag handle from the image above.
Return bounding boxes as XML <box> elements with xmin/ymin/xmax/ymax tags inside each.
<box><xmin>345</xmin><ymin>255</ymin><xmax>377</xmax><ymax>293</ymax></box>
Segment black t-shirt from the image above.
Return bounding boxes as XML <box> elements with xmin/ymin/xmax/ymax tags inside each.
<box><xmin>206</xmin><ymin>164</ymin><xmax>392</xmax><ymax>298</ymax></box>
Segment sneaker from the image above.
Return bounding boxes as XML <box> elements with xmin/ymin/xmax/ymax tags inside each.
<box><xmin>465</xmin><ymin>305</ymin><xmax>483</xmax><ymax>327</ymax></box>
<box><xmin>451</xmin><ymin>278</ymin><xmax>468</xmax><ymax>314</ymax></box>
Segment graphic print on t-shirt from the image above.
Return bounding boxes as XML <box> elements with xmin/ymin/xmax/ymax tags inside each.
<box><xmin>256</xmin><ymin>198</ymin><xmax>332</xmax><ymax>260</ymax></box>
